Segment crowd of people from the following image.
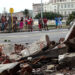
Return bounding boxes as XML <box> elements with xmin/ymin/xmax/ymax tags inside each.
<box><xmin>0</xmin><ymin>16</ymin><xmax>49</xmax><ymax>32</ymax></box>
<box><xmin>0</xmin><ymin>16</ymin><xmax>34</xmax><ymax>32</ymax></box>
<box><xmin>38</xmin><ymin>17</ymin><xmax>48</xmax><ymax>31</ymax></box>
<box><xmin>0</xmin><ymin>15</ymin><xmax>63</xmax><ymax>32</ymax></box>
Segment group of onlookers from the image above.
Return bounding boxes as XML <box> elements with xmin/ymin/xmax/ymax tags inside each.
<box><xmin>0</xmin><ymin>16</ymin><xmax>48</xmax><ymax>32</ymax></box>
<box><xmin>0</xmin><ymin>15</ymin><xmax>62</xmax><ymax>32</ymax></box>
<box><xmin>25</xmin><ymin>17</ymin><xmax>33</xmax><ymax>31</ymax></box>
<box><xmin>38</xmin><ymin>17</ymin><xmax>48</xmax><ymax>31</ymax></box>
<box><xmin>0</xmin><ymin>16</ymin><xmax>33</xmax><ymax>32</ymax></box>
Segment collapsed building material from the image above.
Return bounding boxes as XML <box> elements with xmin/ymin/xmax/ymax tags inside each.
<box><xmin>20</xmin><ymin>63</ymin><xmax>32</xmax><ymax>75</ymax></box>
<box><xmin>47</xmin><ymin>65</ymin><xmax>55</xmax><ymax>70</ymax></box>
<box><xmin>19</xmin><ymin>35</ymin><xmax>68</xmax><ymax>62</ymax></box>
<box><xmin>0</xmin><ymin>62</ymin><xmax>20</xmax><ymax>75</ymax></box>
<box><xmin>21</xmin><ymin>35</ymin><xmax>49</xmax><ymax>57</ymax></box>
<box><xmin>65</xmin><ymin>23</ymin><xmax>75</xmax><ymax>42</ymax></box>
<box><xmin>14</xmin><ymin>44</ymin><xmax>25</xmax><ymax>53</ymax></box>
<box><xmin>9</xmin><ymin>54</ymin><xmax>22</xmax><ymax>61</ymax></box>
<box><xmin>59</xmin><ymin>38</ymin><xmax>65</xmax><ymax>44</ymax></box>
<box><xmin>65</xmin><ymin>38</ymin><xmax>75</xmax><ymax>52</ymax></box>
<box><xmin>57</xmin><ymin>53</ymin><xmax>75</xmax><ymax>70</ymax></box>
<box><xmin>1</xmin><ymin>26</ymin><xmax>75</xmax><ymax>75</ymax></box>
<box><xmin>0</xmin><ymin>43</ymin><xmax>14</xmax><ymax>56</ymax></box>
<box><xmin>64</xmin><ymin>23</ymin><xmax>75</xmax><ymax>52</ymax></box>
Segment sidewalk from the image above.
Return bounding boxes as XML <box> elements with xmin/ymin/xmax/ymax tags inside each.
<box><xmin>0</xmin><ymin>27</ymin><xmax>69</xmax><ymax>33</ymax></box>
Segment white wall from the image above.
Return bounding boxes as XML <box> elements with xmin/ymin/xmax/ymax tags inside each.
<box><xmin>33</xmin><ymin>0</ymin><xmax>75</xmax><ymax>17</ymax></box>
<box><xmin>43</xmin><ymin>1</ymin><xmax>75</xmax><ymax>16</ymax></box>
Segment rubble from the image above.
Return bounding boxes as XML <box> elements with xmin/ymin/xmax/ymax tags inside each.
<box><xmin>0</xmin><ymin>34</ymin><xmax>67</xmax><ymax>75</ymax></box>
<box><xmin>0</xmin><ymin>62</ymin><xmax>20</xmax><ymax>75</ymax></box>
<box><xmin>0</xmin><ymin>23</ymin><xmax>75</xmax><ymax>75</ymax></box>
<box><xmin>21</xmin><ymin>35</ymin><xmax>48</xmax><ymax>57</ymax></box>
<box><xmin>47</xmin><ymin>65</ymin><xmax>55</xmax><ymax>70</ymax></box>
<box><xmin>20</xmin><ymin>63</ymin><xmax>32</xmax><ymax>75</ymax></box>
<box><xmin>64</xmin><ymin>23</ymin><xmax>75</xmax><ymax>52</ymax></box>
<box><xmin>57</xmin><ymin>53</ymin><xmax>75</xmax><ymax>70</ymax></box>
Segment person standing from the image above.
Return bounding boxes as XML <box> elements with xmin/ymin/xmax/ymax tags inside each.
<box><xmin>20</xmin><ymin>17</ymin><xmax>24</xmax><ymax>31</ymax></box>
<box><xmin>25</xmin><ymin>17</ymin><xmax>28</xmax><ymax>30</ymax></box>
<box><xmin>58</xmin><ymin>17</ymin><xmax>62</xmax><ymax>28</ymax></box>
<box><xmin>38</xmin><ymin>18</ymin><xmax>43</xmax><ymax>31</ymax></box>
<box><xmin>8</xmin><ymin>16</ymin><xmax>12</xmax><ymax>32</ymax></box>
<box><xmin>43</xmin><ymin>17</ymin><xmax>48</xmax><ymax>30</ymax></box>
<box><xmin>27</xmin><ymin>16</ymin><xmax>31</xmax><ymax>31</ymax></box>
<box><xmin>30</xmin><ymin>17</ymin><xmax>33</xmax><ymax>31</ymax></box>
<box><xmin>13</xmin><ymin>16</ymin><xmax>17</xmax><ymax>32</ymax></box>
<box><xmin>16</xmin><ymin>20</ymin><xmax>20</xmax><ymax>32</ymax></box>
<box><xmin>4</xmin><ymin>16</ymin><xmax>8</xmax><ymax>31</ymax></box>
<box><xmin>1</xmin><ymin>16</ymin><xmax>6</xmax><ymax>31</ymax></box>
<box><xmin>55</xmin><ymin>17</ymin><xmax>58</xmax><ymax>29</ymax></box>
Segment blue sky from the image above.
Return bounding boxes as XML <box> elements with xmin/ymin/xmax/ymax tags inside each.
<box><xmin>0</xmin><ymin>0</ymin><xmax>49</xmax><ymax>13</ymax></box>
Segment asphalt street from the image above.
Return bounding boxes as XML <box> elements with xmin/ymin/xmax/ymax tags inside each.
<box><xmin>0</xmin><ymin>29</ymin><xmax>69</xmax><ymax>44</ymax></box>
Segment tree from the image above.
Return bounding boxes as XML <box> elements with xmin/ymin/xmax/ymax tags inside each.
<box><xmin>66</xmin><ymin>12</ymin><xmax>75</xmax><ymax>25</ymax></box>
<box><xmin>35</xmin><ymin>12</ymin><xmax>63</xmax><ymax>20</ymax></box>
<box><xmin>23</xmin><ymin>9</ymin><xmax>29</xmax><ymax>17</ymax></box>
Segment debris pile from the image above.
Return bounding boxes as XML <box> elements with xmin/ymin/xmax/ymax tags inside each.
<box><xmin>0</xmin><ymin>24</ymin><xmax>75</xmax><ymax>75</ymax></box>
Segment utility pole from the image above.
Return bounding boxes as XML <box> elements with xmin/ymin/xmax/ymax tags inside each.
<box><xmin>41</xmin><ymin>0</ymin><xmax>43</xmax><ymax>19</ymax></box>
<box><xmin>45</xmin><ymin>2</ymin><xmax>46</xmax><ymax>13</ymax></box>
<box><xmin>4</xmin><ymin>8</ymin><xmax>6</xmax><ymax>16</ymax></box>
<box><xmin>41</xmin><ymin>0</ymin><xmax>44</xmax><ymax>28</ymax></box>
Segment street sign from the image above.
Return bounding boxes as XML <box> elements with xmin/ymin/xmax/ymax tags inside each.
<box><xmin>9</xmin><ymin>8</ymin><xmax>14</xmax><ymax>13</ymax></box>
<box><xmin>9</xmin><ymin>8</ymin><xmax>14</xmax><ymax>32</ymax></box>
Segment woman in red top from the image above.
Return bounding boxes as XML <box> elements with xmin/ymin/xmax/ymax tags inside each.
<box><xmin>43</xmin><ymin>18</ymin><xmax>48</xmax><ymax>30</ymax></box>
<box><xmin>38</xmin><ymin>18</ymin><xmax>43</xmax><ymax>31</ymax></box>
<box><xmin>27</xmin><ymin>17</ymin><xmax>31</xmax><ymax>31</ymax></box>
<box><xmin>30</xmin><ymin>17</ymin><xmax>33</xmax><ymax>31</ymax></box>
<box><xmin>20</xmin><ymin>17</ymin><xmax>24</xmax><ymax>31</ymax></box>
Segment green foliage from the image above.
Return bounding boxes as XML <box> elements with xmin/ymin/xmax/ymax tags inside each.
<box><xmin>23</xmin><ymin>9</ymin><xmax>29</xmax><ymax>17</ymax></box>
<box><xmin>35</xmin><ymin>12</ymin><xmax>63</xmax><ymax>20</ymax></box>
<box><xmin>4</xmin><ymin>39</ymin><xmax>7</xmax><ymax>42</ymax></box>
<box><xmin>4</xmin><ymin>40</ymin><xmax>11</xmax><ymax>42</ymax></box>
<box><xmin>8</xmin><ymin>40</ymin><xmax>11</xmax><ymax>42</ymax></box>
<box><xmin>66</xmin><ymin>12</ymin><xmax>75</xmax><ymax>25</ymax></box>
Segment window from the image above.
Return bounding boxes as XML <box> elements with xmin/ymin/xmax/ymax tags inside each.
<box><xmin>71</xmin><ymin>3</ymin><xmax>73</xmax><ymax>8</ymax></box>
<box><xmin>61</xmin><ymin>11</ymin><xmax>63</xmax><ymax>15</ymax></box>
<box><xmin>64</xmin><ymin>4</ymin><xmax>66</xmax><ymax>8</ymax></box>
<box><xmin>61</xmin><ymin>4</ymin><xmax>63</xmax><ymax>8</ymax></box>
<box><xmin>54</xmin><ymin>9</ymin><xmax>56</xmax><ymax>12</ymax></box>
<box><xmin>66</xmin><ymin>11</ymin><xmax>69</xmax><ymax>15</ymax></box>
<box><xmin>68</xmin><ymin>3</ymin><xmax>70</xmax><ymax>8</ymax></box>
<box><xmin>64</xmin><ymin>11</ymin><xmax>66</xmax><ymax>15</ymax></box>
<box><xmin>60</xmin><ymin>0</ymin><xmax>62</xmax><ymax>2</ymax></box>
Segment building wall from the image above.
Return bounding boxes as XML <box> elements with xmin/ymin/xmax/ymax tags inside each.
<box><xmin>56</xmin><ymin>1</ymin><xmax>75</xmax><ymax>16</ymax></box>
<box><xmin>43</xmin><ymin>3</ymin><xmax>57</xmax><ymax>13</ymax></box>
<box><xmin>46</xmin><ymin>0</ymin><xmax>75</xmax><ymax>16</ymax></box>
<box><xmin>33</xmin><ymin>0</ymin><xmax>75</xmax><ymax>17</ymax></box>
<box><xmin>33</xmin><ymin>4</ymin><xmax>42</xmax><ymax>17</ymax></box>
<box><xmin>12</xmin><ymin>12</ymin><xmax>24</xmax><ymax>20</ymax></box>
